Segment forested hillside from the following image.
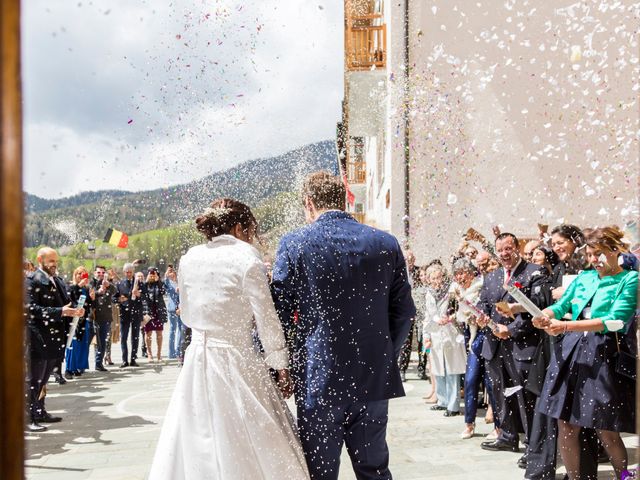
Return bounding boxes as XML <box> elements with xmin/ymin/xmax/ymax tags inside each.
<box><xmin>25</xmin><ymin>140</ymin><xmax>336</xmax><ymax>248</ymax></box>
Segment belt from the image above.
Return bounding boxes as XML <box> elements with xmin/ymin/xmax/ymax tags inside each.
<box><xmin>190</xmin><ymin>330</ymin><xmax>235</xmax><ymax>349</ymax></box>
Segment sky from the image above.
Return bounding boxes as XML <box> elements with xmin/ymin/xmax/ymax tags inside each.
<box><xmin>22</xmin><ymin>1</ymin><xmax>343</xmax><ymax>199</ymax></box>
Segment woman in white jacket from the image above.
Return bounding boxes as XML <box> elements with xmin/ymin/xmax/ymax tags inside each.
<box><xmin>148</xmin><ymin>198</ymin><xmax>309</xmax><ymax>480</ymax></box>
<box><xmin>422</xmin><ymin>263</ymin><xmax>467</xmax><ymax>416</ymax></box>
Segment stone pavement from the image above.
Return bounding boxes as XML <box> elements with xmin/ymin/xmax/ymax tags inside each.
<box><xmin>25</xmin><ymin>342</ymin><xmax>637</xmax><ymax>480</ymax></box>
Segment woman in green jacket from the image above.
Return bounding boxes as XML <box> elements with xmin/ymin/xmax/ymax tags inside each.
<box><xmin>533</xmin><ymin>226</ymin><xmax>637</xmax><ymax>480</ymax></box>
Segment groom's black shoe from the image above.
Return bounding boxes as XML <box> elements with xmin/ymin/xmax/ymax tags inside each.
<box><xmin>517</xmin><ymin>454</ymin><xmax>527</xmax><ymax>469</ymax></box>
<box><xmin>481</xmin><ymin>439</ymin><xmax>519</xmax><ymax>452</ymax></box>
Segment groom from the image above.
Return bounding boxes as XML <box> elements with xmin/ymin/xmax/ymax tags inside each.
<box><xmin>272</xmin><ymin>171</ymin><xmax>415</xmax><ymax>480</ymax></box>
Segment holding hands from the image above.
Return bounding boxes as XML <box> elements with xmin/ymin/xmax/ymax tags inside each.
<box><xmin>276</xmin><ymin>369</ymin><xmax>294</xmax><ymax>399</ymax></box>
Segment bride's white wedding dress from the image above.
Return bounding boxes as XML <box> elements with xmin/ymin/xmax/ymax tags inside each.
<box><xmin>148</xmin><ymin>235</ymin><xmax>309</xmax><ymax>479</ymax></box>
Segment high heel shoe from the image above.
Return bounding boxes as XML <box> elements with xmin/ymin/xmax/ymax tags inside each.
<box><xmin>460</xmin><ymin>424</ymin><xmax>475</xmax><ymax>439</ymax></box>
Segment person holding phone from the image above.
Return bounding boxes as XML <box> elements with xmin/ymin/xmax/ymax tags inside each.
<box><xmin>89</xmin><ymin>265</ymin><xmax>117</xmax><ymax>371</ymax></box>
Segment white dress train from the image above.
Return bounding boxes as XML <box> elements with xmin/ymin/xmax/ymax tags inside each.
<box><xmin>148</xmin><ymin>235</ymin><xmax>310</xmax><ymax>480</ymax></box>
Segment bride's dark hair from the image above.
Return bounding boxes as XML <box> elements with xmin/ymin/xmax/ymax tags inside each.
<box><xmin>195</xmin><ymin>198</ymin><xmax>257</xmax><ymax>240</ymax></box>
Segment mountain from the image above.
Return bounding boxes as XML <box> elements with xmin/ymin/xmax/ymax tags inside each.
<box><xmin>25</xmin><ymin>140</ymin><xmax>337</xmax><ymax>248</ymax></box>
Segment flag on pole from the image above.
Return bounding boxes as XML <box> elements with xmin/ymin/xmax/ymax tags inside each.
<box><xmin>341</xmin><ymin>173</ymin><xmax>356</xmax><ymax>206</ymax></box>
<box><xmin>104</xmin><ymin>228</ymin><xmax>129</xmax><ymax>248</ymax></box>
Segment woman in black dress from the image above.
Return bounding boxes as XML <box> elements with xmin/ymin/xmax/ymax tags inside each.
<box><xmin>534</xmin><ymin>226</ymin><xmax>637</xmax><ymax>480</ymax></box>
<box><xmin>143</xmin><ymin>267</ymin><xmax>168</xmax><ymax>362</ymax></box>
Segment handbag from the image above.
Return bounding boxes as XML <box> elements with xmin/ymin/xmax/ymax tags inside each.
<box><xmin>614</xmin><ymin>332</ymin><xmax>637</xmax><ymax>381</ymax></box>
<box><xmin>525</xmin><ymin>340</ymin><xmax>548</xmax><ymax>396</ymax></box>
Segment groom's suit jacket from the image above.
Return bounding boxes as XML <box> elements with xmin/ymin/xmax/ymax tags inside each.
<box><xmin>272</xmin><ymin>211</ymin><xmax>415</xmax><ymax>410</ymax></box>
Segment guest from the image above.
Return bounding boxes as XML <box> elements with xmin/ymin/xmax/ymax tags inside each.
<box><xmin>136</xmin><ymin>271</ymin><xmax>149</xmax><ymax>359</ymax></box>
<box><xmin>24</xmin><ymin>259</ymin><xmax>36</xmax><ymax>275</ymax></box>
<box><xmin>398</xmin><ymin>249</ymin><xmax>419</xmax><ymax>382</ymax></box>
<box><xmin>422</xmin><ymin>263</ymin><xmax>466</xmax><ymax>417</ymax></box>
<box><xmin>89</xmin><ymin>265</ymin><xmax>116</xmax><ymax>372</ymax></box>
<box><xmin>164</xmin><ymin>265</ymin><xmax>183</xmax><ymax>359</ymax></box>
<box><xmin>144</xmin><ymin>267</ymin><xmax>167</xmax><ymax>362</ymax></box>
<box><xmin>476</xmin><ymin>250</ymin><xmax>500</xmax><ymax>276</ymax></box>
<box><xmin>522</xmin><ymin>240</ymin><xmax>542</xmax><ymax>263</ymax></box>
<box><xmin>114</xmin><ymin>263</ymin><xmax>145</xmax><ymax>368</ymax></box>
<box><xmin>413</xmin><ymin>266</ymin><xmax>428</xmax><ymax>380</ymax></box>
<box><xmin>25</xmin><ymin>247</ymin><xmax>84</xmax><ymax>431</ymax></box>
<box><xmin>105</xmin><ymin>268</ymin><xmax>120</xmax><ymax>366</ymax></box>
<box><xmin>476</xmin><ymin>233</ymin><xmax>550</xmax><ymax>460</ymax></box>
<box><xmin>418</xmin><ymin>266</ymin><xmax>437</xmax><ymax>401</ymax></box>
<box><xmin>464</xmin><ymin>245</ymin><xmax>478</xmax><ymax>261</ymax></box>
<box><xmin>531</xmin><ymin>244</ymin><xmax>559</xmax><ymax>275</ymax></box>
<box><xmin>526</xmin><ymin>225</ymin><xmax>596</xmax><ymax>479</ymax></box>
<box><xmin>64</xmin><ymin>266</ymin><xmax>94</xmax><ymax>378</ymax></box>
<box><xmin>550</xmin><ymin>224</ymin><xmax>588</xmax><ymax>299</ymax></box>
<box><xmin>450</xmin><ymin>258</ymin><xmax>499</xmax><ymax>440</ymax></box>
<box><xmin>451</xmin><ymin>241</ymin><xmax>478</xmax><ymax>266</ymax></box>
<box><xmin>534</xmin><ymin>226</ymin><xmax>637</xmax><ymax>480</ymax></box>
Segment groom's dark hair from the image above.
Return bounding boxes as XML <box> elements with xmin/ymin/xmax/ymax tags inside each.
<box><xmin>302</xmin><ymin>171</ymin><xmax>346</xmax><ymax>211</ymax></box>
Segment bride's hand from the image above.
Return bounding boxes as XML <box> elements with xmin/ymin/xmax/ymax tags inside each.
<box><xmin>276</xmin><ymin>369</ymin><xmax>294</xmax><ymax>399</ymax></box>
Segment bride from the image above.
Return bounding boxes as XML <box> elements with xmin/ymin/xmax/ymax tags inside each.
<box><xmin>148</xmin><ymin>198</ymin><xmax>310</xmax><ymax>479</ymax></box>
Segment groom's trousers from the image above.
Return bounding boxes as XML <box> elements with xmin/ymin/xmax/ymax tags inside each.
<box><xmin>297</xmin><ymin>399</ymin><xmax>392</xmax><ymax>480</ymax></box>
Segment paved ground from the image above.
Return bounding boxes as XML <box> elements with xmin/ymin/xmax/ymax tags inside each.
<box><xmin>25</xmin><ymin>338</ymin><xmax>638</xmax><ymax>480</ymax></box>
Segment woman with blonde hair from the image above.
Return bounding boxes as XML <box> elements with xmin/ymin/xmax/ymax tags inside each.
<box><xmin>64</xmin><ymin>266</ymin><xmax>95</xmax><ymax>378</ymax></box>
<box><xmin>533</xmin><ymin>226</ymin><xmax>637</xmax><ymax>480</ymax></box>
<box><xmin>422</xmin><ymin>263</ymin><xmax>467</xmax><ymax>417</ymax></box>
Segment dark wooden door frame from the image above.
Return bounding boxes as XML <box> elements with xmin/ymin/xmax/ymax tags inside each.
<box><xmin>1</xmin><ymin>0</ymin><xmax>25</xmax><ymax>479</ymax></box>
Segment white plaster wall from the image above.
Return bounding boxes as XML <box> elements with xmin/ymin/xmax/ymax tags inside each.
<box><xmin>401</xmin><ymin>0</ymin><xmax>639</xmax><ymax>263</ymax></box>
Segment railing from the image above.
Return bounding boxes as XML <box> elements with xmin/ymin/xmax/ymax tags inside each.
<box><xmin>346</xmin><ymin>160</ymin><xmax>366</xmax><ymax>184</ymax></box>
<box><xmin>345</xmin><ymin>22</ymin><xmax>386</xmax><ymax>71</ymax></box>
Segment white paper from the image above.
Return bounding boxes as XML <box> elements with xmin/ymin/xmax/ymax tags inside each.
<box><xmin>604</xmin><ymin>320</ymin><xmax>625</xmax><ymax>332</ymax></box>
<box><xmin>506</xmin><ymin>284</ymin><xmax>545</xmax><ymax>318</ymax></box>
<box><xmin>561</xmin><ymin>274</ymin><xmax>578</xmax><ymax>290</ymax></box>
<box><xmin>66</xmin><ymin>294</ymin><xmax>87</xmax><ymax>349</ymax></box>
<box><xmin>504</xmin><ymin>385</ymin><xmax>523</xmax><ymax>397</ymax></box>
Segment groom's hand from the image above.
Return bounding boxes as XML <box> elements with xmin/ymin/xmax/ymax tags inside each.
<box><xmin>276</xmin><ymin>369</ymin><xmax>294</xmax><ymax>399</ymax></box>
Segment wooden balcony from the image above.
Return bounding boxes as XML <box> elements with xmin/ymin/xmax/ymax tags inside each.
<box><xmin>345</xmin><ymin>21</ymin><xmax>386</xmax><ymax>71</ymax></box>
<box><xmin>346</xmin><ymin>160</ymin><xmax>366</xmax><ymax>184</ymax></box>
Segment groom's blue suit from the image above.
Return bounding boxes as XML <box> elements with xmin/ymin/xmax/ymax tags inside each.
<box><xmin>272</xmin><ymin>211</ymin><xmax>415</xmax><ymax>480</ymax></box>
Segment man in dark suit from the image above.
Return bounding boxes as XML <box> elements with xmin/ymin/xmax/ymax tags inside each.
<box><xmin>90</xmin><ymin>265</ymin><xmax>116</xmax><ymax>371</ymax></box>
<box><xmin>25</xmin><ymin>247</ymin><xmax>85</xmax><ymax>431</ymax></box>
<box><xmin>272</xmin><ymin>171</ymin><xmax>415</xmax><ymax>480</ymax></box>
<box><xmin>476</xmin><ymin>233</ymin><xmax>550</xmax><ymax>456</ymax></box>
<box><xmin>114</xmin><ymin>263</ymin><xmax>144</xmax><ymax>367</ymax></box>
